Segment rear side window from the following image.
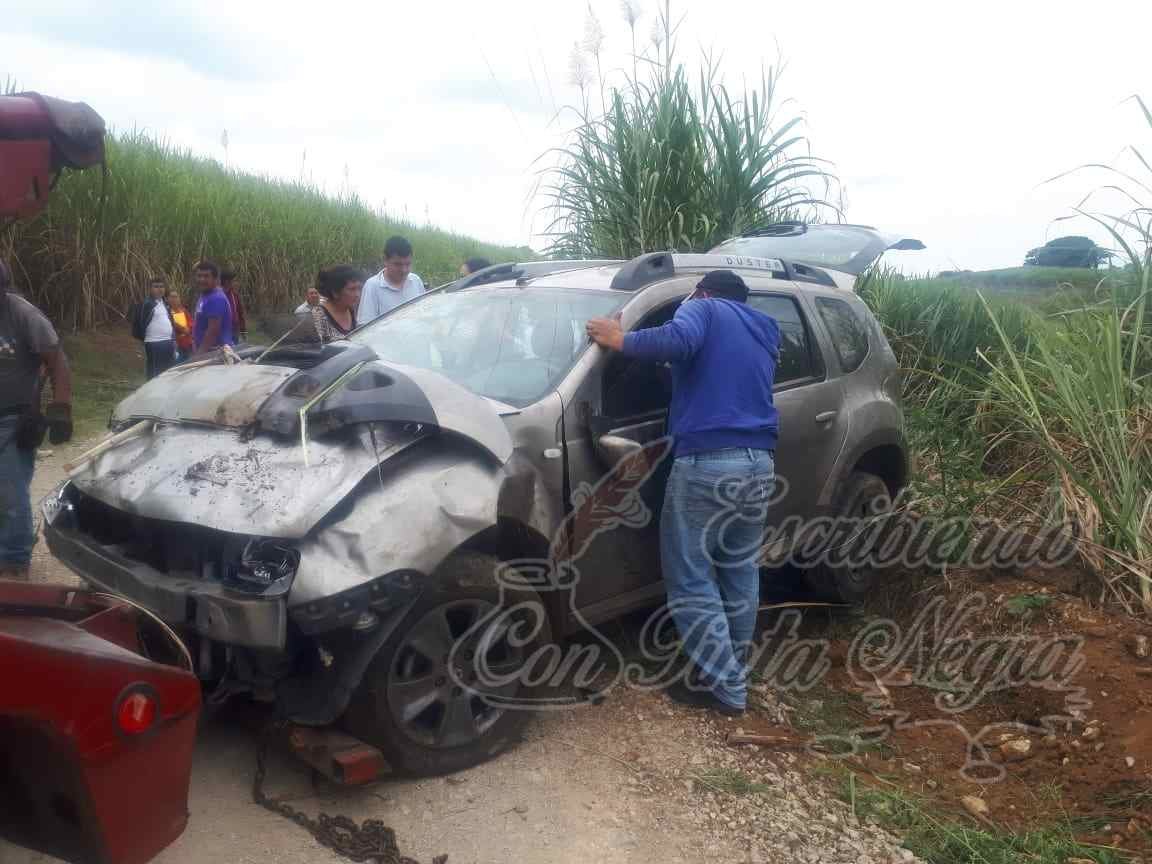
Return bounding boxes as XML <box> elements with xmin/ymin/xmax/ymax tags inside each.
<box><xmin>816</xmin><ymin>297</ymin><xmax>869</xmax><ymax>374</ymax></box>
<box><xmin>747</xmin><ymin>295</ymin><xmax>819</xmax><ymax>384</ymax></box>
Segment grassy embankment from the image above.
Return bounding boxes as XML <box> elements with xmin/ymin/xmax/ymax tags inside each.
<box><xmin>859</xmin><ymin>259</ymin><xmax>1150</xmax><ymax>610</ymax></box>
<box><xmin>1</xmin><ymin>130</ymin><xmax>534</xmax><ymax>331</ymax></box>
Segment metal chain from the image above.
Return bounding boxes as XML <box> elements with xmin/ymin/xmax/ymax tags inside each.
<box><xmin>253</xmin><ymin>723</ymin><xmax>447</xmax><ymax>864</ymax></box>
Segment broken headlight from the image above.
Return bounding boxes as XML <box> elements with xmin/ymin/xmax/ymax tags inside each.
<box><xmin>228</xmin><ymin>538</ymin><xmax>300</xmax><ymax>595</ymax></box>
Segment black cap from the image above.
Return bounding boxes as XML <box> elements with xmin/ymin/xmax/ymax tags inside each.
<box><xmin>696</xmin><ymin>269</ymin><xmax>749</xmax><ymax>303</ymax></box>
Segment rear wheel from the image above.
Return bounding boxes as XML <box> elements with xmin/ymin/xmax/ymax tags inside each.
<box><xmin>345</xmin><ymin>553</ymin><xmax>549</xmax><ymax>776</ymax></box>
<box><xmin>804</xmin><ymin>471</ymin><xmax>892</xmax><ymax>604</ymax></box>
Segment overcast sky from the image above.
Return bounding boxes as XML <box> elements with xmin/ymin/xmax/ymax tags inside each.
<box><xmin>4</xmin><ymin>0</ymin><xmax>1151</xmax><ymax>273</ymax></box>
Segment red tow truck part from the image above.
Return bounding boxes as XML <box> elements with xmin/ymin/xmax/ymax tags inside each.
<box><xmin>0</xmin><ymin>92</ymin><xmax>106</xmax><ymax>220</ymax></box>
<box><xmin>0</xmin><ymin>582</ymin><xmax>201</xmax><ymax>864</ymax></box>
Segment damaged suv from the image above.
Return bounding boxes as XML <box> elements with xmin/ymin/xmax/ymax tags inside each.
<box><xmin>43</xmin><ymin>247</ymin><xmax>910</xmax><ymax>776</ymax></box>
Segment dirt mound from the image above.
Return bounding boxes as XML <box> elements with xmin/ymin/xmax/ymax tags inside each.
<box><xmin>752</xmin><ymin>571</ymin><xmax>1152</xmax><ymax>856</ymax></box>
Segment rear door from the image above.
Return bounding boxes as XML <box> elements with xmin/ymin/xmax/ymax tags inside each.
<box><xmin>747</xmin><ymin>292</ymin><xmax>849</xmax><ymax>560</ymax></box>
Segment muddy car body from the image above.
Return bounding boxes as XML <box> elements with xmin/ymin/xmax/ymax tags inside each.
<box><xmin>44</xmin><ymin>250</ymin><xmax>910</xmax><ymax>775</ymax></box>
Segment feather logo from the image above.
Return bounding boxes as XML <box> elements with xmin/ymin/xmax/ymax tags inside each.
<box><xmin>551</xmin><ymin>436</ymin><xmax>673</xmax><ymax>563</ymax></box>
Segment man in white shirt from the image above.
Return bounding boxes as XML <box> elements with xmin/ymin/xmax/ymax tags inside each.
<box><xmin>134</xmin><ymin>278</ymin><xmax>175</xmax><ymax>378</ymax></box>
<box><xmin>358</xmin><ymin>236</ymin><xmax>425</xmax><ymax>324</ymax></box>
<box><xmin>294</xmin><ymin>286</ymin><xmax>321</xmax><ymax>316</ymax></box>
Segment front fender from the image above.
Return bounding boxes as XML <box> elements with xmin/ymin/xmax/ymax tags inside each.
<box><xmin>289</xmin><ymin>444</ymin><xmax>505</xmax><ymax>607</ymax></box>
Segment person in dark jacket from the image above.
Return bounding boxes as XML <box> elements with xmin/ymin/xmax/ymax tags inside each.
<box><xmin>460</xmin><ymin>256</ymin><xmax>491</xmax><ymax>277</ymax></box>
<box><xmin>220</xmin><ymin>269</ymin><xmax>247</xmax><ymax>343</ymax></box>
<box><xmin>132</xmin><ymin>278</ymin><xmax>176</xmax><ymax>379</ymax></box>
<box><xmin>586</xmin><ymin>270</ymin><xmax>779</xmax><ymax>716</ymax></box>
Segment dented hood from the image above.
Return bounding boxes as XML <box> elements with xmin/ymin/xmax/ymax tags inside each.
<box><xmin>67</xmin><ymin>422</ymin><xmax>429</xmax><ymax>537</ymax></box>
<box><xmin>82</xmin><ymin>351</ymin><xmax>515</xmax><ymax>534</ymax></box>
<box><xmin>112</xmin><ymin>350</ymin><xmax>513</xmax><ymax>464</ymax></box>
<box><xmin>113</xmin><ymin>362</ymin><xmax>297</xmax><ymax>427</ymax></box>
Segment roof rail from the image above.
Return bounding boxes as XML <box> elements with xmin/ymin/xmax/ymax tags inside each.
<box><xmin>608</xmin><ymin>251</ymin><xmax>676</xmax><ymax>291</ymax></box>
<box><xmin>446</xmin><ymin>259</ymin><xmax>623</xmax><ymax>291</ymax></box>
<box><xmin>609</xmin><ymin>251</ymin><xmax>801</xmax><ymax>292</ymax></box>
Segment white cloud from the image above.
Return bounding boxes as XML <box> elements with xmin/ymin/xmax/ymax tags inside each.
<box><xmin>3</xmin><ymin>0</ymin><xmax>1151</xmax><ymax>270</ymax></box>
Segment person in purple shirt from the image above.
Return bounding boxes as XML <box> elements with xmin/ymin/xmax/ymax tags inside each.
<box><xmin>191</xmin><ymin>259</ymin><xmax>234</xmax><ymax>355</ymax></box>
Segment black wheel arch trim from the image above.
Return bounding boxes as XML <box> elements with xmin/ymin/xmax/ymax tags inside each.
<box><xmin>821</xmin><ymin>428</ymin><xmax>909</xmax><ymax>508</ymax></box>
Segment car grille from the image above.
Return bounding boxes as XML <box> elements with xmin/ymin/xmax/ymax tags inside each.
<box><xmin>72</xmin><ymin>490</ymin><xmax>248</xmax><ymax>581</ymax></box>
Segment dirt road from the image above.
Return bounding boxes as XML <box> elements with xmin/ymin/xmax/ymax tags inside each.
<box><xmin>4</xmin><ymin>688</ymin><xmax>913</xmax><ymax>864</ymax></box>
<box><xmin>5</xmin><ymin>441</ymin><xmax>916</xmax><ymax>864</ymax></box>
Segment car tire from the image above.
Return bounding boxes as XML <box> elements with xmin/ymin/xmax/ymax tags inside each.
<box><xmin>345</xmin><ymin>553</ymin><xmax>550</xmax><ymax>777</ymax></box>
<box><xmin>803</xmin><ymin>471</ymin><xmax>893</xmax><ymax>604</ymax></box>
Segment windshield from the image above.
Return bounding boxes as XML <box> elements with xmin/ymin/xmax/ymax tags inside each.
<box><xmin>711</xmin><ymin>226</ymin><xmax>894</xmax><ymax>275</ymax></box>
<box><xmin>352</xmin><ymin>288</ymin><xmax>625</xmax><ymax>406</ymax></box>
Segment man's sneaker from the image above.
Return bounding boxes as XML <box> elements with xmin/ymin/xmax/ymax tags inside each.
<box><xmin>665</xmin><ymin>680</ymin><xmax>745</xmax><ymax>717</ymax></box>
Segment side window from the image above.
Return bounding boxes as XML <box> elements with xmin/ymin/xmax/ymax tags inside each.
<box><xmin>815</xmin><ymin>297</ymin><xmax>869</xmax><ymax>374</ymax></box>
<box><xmin>602</xmin><ymin>302</ymin><xmax>678</xmax><ymax>418</ymax></box>
<box><xmin>747</xmin><ymin>294</ymin><xmax>819</xmax><ymax>384</ymax></box>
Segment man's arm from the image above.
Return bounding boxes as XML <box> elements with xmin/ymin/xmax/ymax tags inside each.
<box><xmin>41</xmin><ymin>347</ymin><xmax>73</xmax><ymax>444</ymax></box>
<box><xmin>587</xmin><ymin>302</ymin><xmax>710</xmax><ymax>362</ymax></box>
<box><xmin>197</xmin><ymin>317</ymin><xmax>222</xmax><ymax>354</ymax></box>
<box><xmin>41</xmin><ymin>348</ymin><xmax>72</xmax><ymax>405</ymax></box>
<box><xmin>358</xmin><ymin>279</ymin><xmax>378</xmax><ymax>322</ymax></box>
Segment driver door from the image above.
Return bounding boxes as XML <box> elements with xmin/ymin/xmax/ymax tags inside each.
<box><xmin>559</xmin><ymin>298</ymin><xmax>684</xmax><ymax>626</ymax></box>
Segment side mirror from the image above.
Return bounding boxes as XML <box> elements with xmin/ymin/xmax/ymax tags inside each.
<box><xmin>594</xmin><ymin>434</ymin><xmax>642</xmax><ymax>467</ymax></box>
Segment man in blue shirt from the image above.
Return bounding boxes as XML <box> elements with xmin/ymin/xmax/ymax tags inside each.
<box><xmin>587</xmin><ymin>270</ymin><xmax>779</xmax><ymax>716</ymax></box>
<box><xmin>191</xmin><ymin>259</ymin><xmax>234</xmax><ymax>354</ymax></box>
<box><xmin>358</xmin><ymin>236</ymin><xmax>425</xmax><ymax>324</ymax></box>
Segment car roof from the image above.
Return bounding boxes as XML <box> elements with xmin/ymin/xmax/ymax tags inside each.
<box><xmin>445</xmin><ymin>253</ymin><xmax>842</xmax><ymax>295</ymax></box>
<box><xmin>481</xmin><ymin>265</ymin><xmax>784</xmax><ymax>293</ymax></box>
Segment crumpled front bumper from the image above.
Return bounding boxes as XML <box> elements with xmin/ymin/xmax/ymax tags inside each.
<box><xmin>40</xmin><ymin>484</ymin><xmax>289</xmax><ymax>650</ymax></box>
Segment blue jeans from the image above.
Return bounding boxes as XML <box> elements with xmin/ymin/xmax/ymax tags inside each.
<box><xmin>660</xmin><ymin>447</ymin><xmax>775</xmax><ymax>708</ymax></box>
<box><xmin>0</xmin><ymin>415</ymin><xmax>36</xmax><ymax>567</ymax></box>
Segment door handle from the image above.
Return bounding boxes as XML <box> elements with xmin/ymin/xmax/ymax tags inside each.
<box><xmin>814</xmin><ymin>411</ymin><xmax>837</xmax><ymax>424</ymax></box>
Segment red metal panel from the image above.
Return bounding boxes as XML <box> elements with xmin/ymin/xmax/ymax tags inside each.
<box><xmin>0</xmin><ymin>95</ymin><xmax>53</xmax><ymax>138</ymax></box>
<box><xmin>0</xmin><ymin>584</ymin><xmax>201</xmax><ymax>864</ymax></box>
<box><xmin>0</xmin><ymin>139</ymin><xmax>53</xmax><ymax>219</ymax></box>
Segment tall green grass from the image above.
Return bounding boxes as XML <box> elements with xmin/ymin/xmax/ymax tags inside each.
<box><xmin>976</xmin><ymin>98</ymin><xmax>1152</xmax><ymax>609</ymax></box>
<box><xmin>542</xmin><ymin>4</ymin><xmax>833</xmax><ymax>258</ymax></box>
<box><xmin>1</xmin><ymin>131</ymin><xmax>533</xmax><ymax>329</ymax></box>
<box><xmin>858</xmin><ymin>268</ymin><xmax>1044</xmax><ymax>409</ymax></box>
<box><xmin>863</xmin><ymin>264</ymin><xmax>1150</xmax><ymax>608</ymax></box>
<box><xmin>860</xmin><ymin>98</ymin><xmax>1152</xmax><ymax>610</ymax></box>
<box><xmin>979</xmin><ymin>283</ymin><xmax>1151</xmax><ymax>608</ymax></box>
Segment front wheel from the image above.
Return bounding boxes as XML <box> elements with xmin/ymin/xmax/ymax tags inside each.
<box><xmin>344</xmin><ymin>553</ymin><xmax>550</xmax><ymax>776</ymax></box>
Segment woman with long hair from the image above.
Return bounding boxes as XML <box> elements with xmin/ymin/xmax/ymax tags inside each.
<box><xmin>311</xmin><ymin>265</ymin><xmax>364</xmax><ymax>343</ymax></box>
